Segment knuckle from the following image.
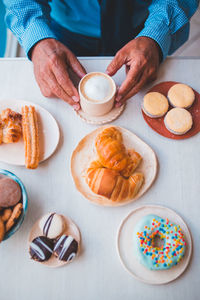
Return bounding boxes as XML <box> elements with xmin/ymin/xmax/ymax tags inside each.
<box><xmin>49</xmin><ymin>53</ymin><xmax>58</xmax><ymax>66</ymax></box>
<box><xmin>54</xmin><ymin>87</ymin><xmax>62</xmax><ymax>97</ymax></box>
<box><xmin>49</xmin><ymin>82</ymin><xmax>61</xmax><ymax>97</ymax></box>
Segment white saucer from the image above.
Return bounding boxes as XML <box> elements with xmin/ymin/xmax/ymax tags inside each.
<box><xmin>117</xmin><ymin>205</ymin><xmax>192</xmax><ymax>284</ymax></box>
<box><xmin>71</xmin><ymin>125</ymin><xmax>158</xmax><ymax>207</ymax></box>
<box><xmin>76</xmin><ymin>104</ymin><xmax>125</xmax><ymax>125</ymax></box>
<box><xmin>28</xmin><ymin>214</ymin><xmax>81</xmax><ymax>268</ymax></box>
<box><xmin>0</xmin><ymin>100</ymin><xmax>60</xmax><ymax>166</ymax></box>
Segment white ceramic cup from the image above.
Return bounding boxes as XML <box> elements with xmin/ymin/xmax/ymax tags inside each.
<box><xmin>78</xmin><ymin>72</ymin><xmax>116</xmax><ymax>117</ymax></box>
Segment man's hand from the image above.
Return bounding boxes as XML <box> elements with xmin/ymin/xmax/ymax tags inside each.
<box><xmin>106</xmin><ymin>37</ymin><xmax>160</xmax><ymax>107</ymax></box>
<box><xmin>31</xmin><ymin>38</ymin><xmax>86</xmax><ymax>110</ymax></box>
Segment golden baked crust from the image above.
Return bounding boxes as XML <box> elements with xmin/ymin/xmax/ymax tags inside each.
<box><xmin>95</xmin><ymin>127</ymin><xmax>142</xmax><ymax>177</ymax></box>
<box><xmin>22</xmin><ymin>106</ymin><xmax>39</xmax><ymax>169</ymax></box>
<box><xmin>86</xmin><ymin>161</ymin><xmax>144</xmax><ymax>202</ymax></box>
<box><xmin>143</xmin><ymin>92</ymin><xmax>169</xmax><ymax>117</ymax></box>
<box><xmin>167</xmin><ymin>83</ymin><xmax>195</xmax><ymax>108</ymax></box>
<box><xmin>164</xmin><ymin>108</ymin><xmax>193</xmax><ymax>134</ymax></box>
<box><xmin>86</xmin><ymin>127</ymin><xmax>144</xmax><ymax>202</ymax></box>
<box><xmin>0</xmin><ymin>108</ymin><xmax>22</xmax><ymax>143</ymax></box>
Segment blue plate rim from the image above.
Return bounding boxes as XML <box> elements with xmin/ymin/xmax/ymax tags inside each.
<box><xmin>0</xmin><ymin>169</ymin><xmax>28</xmax><ymax>240</ymax></box>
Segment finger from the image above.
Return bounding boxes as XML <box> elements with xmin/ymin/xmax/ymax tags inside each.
<box><xmin>106</xmin><ymin>51</ymin><xmax>126</xmax><ymax>76</ymax></box>
<box><xmin>116</xmin><ymin>64</ymin><xmax>142</xmax><ymax>101</ymax></box>
<box><xmin>51</xmin><ymin>59</ymin><xmax>80</xmax><ymax>102</ymax></box>
<box><xmin>46</xmin><ymin>69</ymin><xmax>79</xmax><ymax>106</ymax></box>
<box><xmin>34</xmin><ymin>72</ymin><xmax>55</xmax><ymax>98</ymax></box>
<box><xmin>66</xmin><ymin>51</ymin><xmax>86</xmax><ymax>78</ymax></box>
<box><xmin>116</xmin><ymin>74</ymin><xmax>147</xmax><ymax>107</ymax></box>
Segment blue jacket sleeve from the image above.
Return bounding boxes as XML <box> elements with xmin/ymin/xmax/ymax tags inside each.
<box><xmin>136</xmin><ymin>0</ymin><xmax>199</xmax><ymax>60</ymax></box>
<box><xmin>3</xmin><ymin>0</ymin><xmax>57</xmax><ymax>59</ymax></box>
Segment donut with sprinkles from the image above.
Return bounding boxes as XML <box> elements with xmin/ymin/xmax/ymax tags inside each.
<box><xmin>133</xmin><ymin>214</ymin><xmax>186</xmax><ymax>270</ymax></box>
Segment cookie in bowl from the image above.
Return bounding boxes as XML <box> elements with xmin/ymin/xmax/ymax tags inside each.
<box><xmin>0</xmin><ymin>169</ymin><xmax>28</xmax><ymax>241</ymax></box>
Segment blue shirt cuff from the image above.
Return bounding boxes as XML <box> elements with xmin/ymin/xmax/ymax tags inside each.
<box><xmin>21</xmin><ymin>20</ymin><xmax>57</xmax><ymax>60</ymax></box>
<box><xmin>136</xmin><ymin>22</ymin><xmax>171</xmax><ymax>61</ymax></box>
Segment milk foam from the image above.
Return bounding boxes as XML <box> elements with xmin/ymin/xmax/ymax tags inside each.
<box><xmin>83</xmin><ymin>75</ymin><xmax>112</xmax><ymax>102</ymax></box>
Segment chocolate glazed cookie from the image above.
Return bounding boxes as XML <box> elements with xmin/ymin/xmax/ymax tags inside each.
<box><xmin>54</xmin><ymin>235</ymin><xmax>78</xmax><ymax>262</ymax></box>
<box><xmin>30</xmin><ymin>236</ymin><xmax>54</xmax><ymax>262</ymax></box>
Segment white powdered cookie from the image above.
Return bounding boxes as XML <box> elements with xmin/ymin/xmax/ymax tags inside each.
<box><xmin>164</xmin><ymin>108</ymin><xmax>193</xmax><ymax>135</ymax></box>
<box><xmin>167</xmin><ymin>84</ymin><xmax>195</xmax><ymax>108</ymax></box>
<box><xmin>142</xmin><ymin>92</ymin><xmax>169</xmax><ymax>118</ymax></box>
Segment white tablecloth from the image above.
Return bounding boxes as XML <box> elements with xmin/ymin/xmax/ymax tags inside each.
<box><xmin>0</xmin><ymin>57</ymin><xmax>199</xmax><ymax>300</ymax></box>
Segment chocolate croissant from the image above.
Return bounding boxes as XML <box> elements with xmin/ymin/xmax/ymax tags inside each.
<box><xmin>0</xmin><ymin>108</ymin><xmax>22</xmax><ymax>143</ymax></box>
<box><xmin>95</xmin><ymin>127</ymin><xmax>142</xmax><ymax>177</ymax></box>
<box><xmin>86</xmin><ymin>161</ymin><xmax>144</xmax><ymax>202</ymax></box>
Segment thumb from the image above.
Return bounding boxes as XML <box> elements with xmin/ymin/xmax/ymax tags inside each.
<box><xmin>106</xmin><ymin>51</ymin><xmax>125</xmax><ymax>76</ymax></box>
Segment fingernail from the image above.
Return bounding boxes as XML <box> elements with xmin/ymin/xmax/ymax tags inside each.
<box><xmin>115</xmin><ymin>102</ymin><xmax>122</xmax><ymax>108</ymax></box>
<box><xmin>73</xmin><ymin>104</ymin><xmax>80</xmax><ymax>111</ymax></box>
<box><xmin>72</xmin><ymin>96</ymin><xmax>79</xmax><ymax>102</ymax></box>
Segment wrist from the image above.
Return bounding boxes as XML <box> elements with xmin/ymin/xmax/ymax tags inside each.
<box><xmin>30</xmin><ymin>38</ymin><xmax>57</xmax><ymax>61</ymax></box>
<box><xmin>136</xmin><ymin>36</ymin><xmax>162</xmax><ymax>63</ymax></box>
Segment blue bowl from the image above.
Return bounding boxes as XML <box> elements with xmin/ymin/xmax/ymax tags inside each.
<box><xmin>0</xmin><ymin>169</ymin><xmax>28</xmax><ymax>240</ymax></box>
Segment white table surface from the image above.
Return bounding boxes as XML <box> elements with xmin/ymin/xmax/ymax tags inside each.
<box><xmin>0</xmin><ymin>57</ymin><xmax>199</xmax><ymax>300</ymax></box>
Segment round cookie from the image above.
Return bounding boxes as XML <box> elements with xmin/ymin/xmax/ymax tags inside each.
<box><xmin>168</xmin><ymin>83</ymin><xmax>195</xmax><ymax>108</ymax></box>
<box><xmin>54</xmin><ymin>235</ymin><xmax>78</xmax><ymax>262</ymax></box>
<box><xmin>133</xmin><ymin>214</ymin><xmax>186</xmax><ymax>270</ymax></box>
<box><xmin>0</xmin><ymin>177</ymin><xmax>21</xmax><ymax>207</ymax></box>
<box><xmin>142</xmin><ymin>92</ymin><xmax>169</xmax><ymax>118</ymax></box>
<box><xmin>39</xmin><ymin>213</ymin><xmax>65</xmax><ymax>239</ymax></box>
<box><xmin>164</xmin><ymin>108</ymin><xmax>193</xmax><ymax>135</ymax></box>
<box><xmin>29</xmin><ymin>236</ymin><xmax>54</xmax><ymax>262</ymax></box>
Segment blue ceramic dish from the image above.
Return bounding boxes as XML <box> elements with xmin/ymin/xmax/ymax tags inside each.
<box><xmin>0</xmin><ymin>169</ymin><xmax>28</xmax><ymax>240</ymax></box>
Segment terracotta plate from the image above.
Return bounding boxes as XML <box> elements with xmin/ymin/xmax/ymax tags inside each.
<box><xmin>142</xmin><ymin>81</ymin><xmax>200</xmax><ymax>139</ymax></box>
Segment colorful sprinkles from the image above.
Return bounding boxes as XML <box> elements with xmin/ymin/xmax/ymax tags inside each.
<box><xmin>134</xmin><ymin>214</ymin><xmax>186</xmax><ymax>270</ymax></box>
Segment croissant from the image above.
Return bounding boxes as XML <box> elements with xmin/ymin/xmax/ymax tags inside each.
<box><xmin>95</xmin><ymin>127</ymin><xmax>142</xmax><ymax>176</ymax></box>
<box><xmin>120</xmin><ymin>149</ymin><xmax>142</xmax><ymax>178</ymax></box>
<box><xmin>86</xmin><ymin>161</ymin><xmax>144</xmax><ymax>202</ymax></box>
<box><xmin>0</xmin><ymin>108</ymin><xmax>22</xmax><ymax>143</ymax></box>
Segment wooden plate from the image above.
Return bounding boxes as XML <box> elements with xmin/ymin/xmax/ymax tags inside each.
<box><xmin>71</xmin><ymin>125</ymin><xmax>158</xmax><ymax>207</ymax></box>
<box><xmin>28</xmin><ymin>214</ymin><xmax>81</xmax><ymax>268</ymax></box>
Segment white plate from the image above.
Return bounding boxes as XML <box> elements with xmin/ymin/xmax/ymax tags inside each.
<box><xmin>71</xmin><ymin>125</ymin><xmax>158</xmax><ymax>207</ymax></box>
<box><xmin>0</xmin><ymin>100</ymin><xmax>60</xmax><ymax>166</ymax></box>
<box><xmin>117</xmin><ymin>205</ymin><xmax>192</xmax><ymax>284</ymax></box>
